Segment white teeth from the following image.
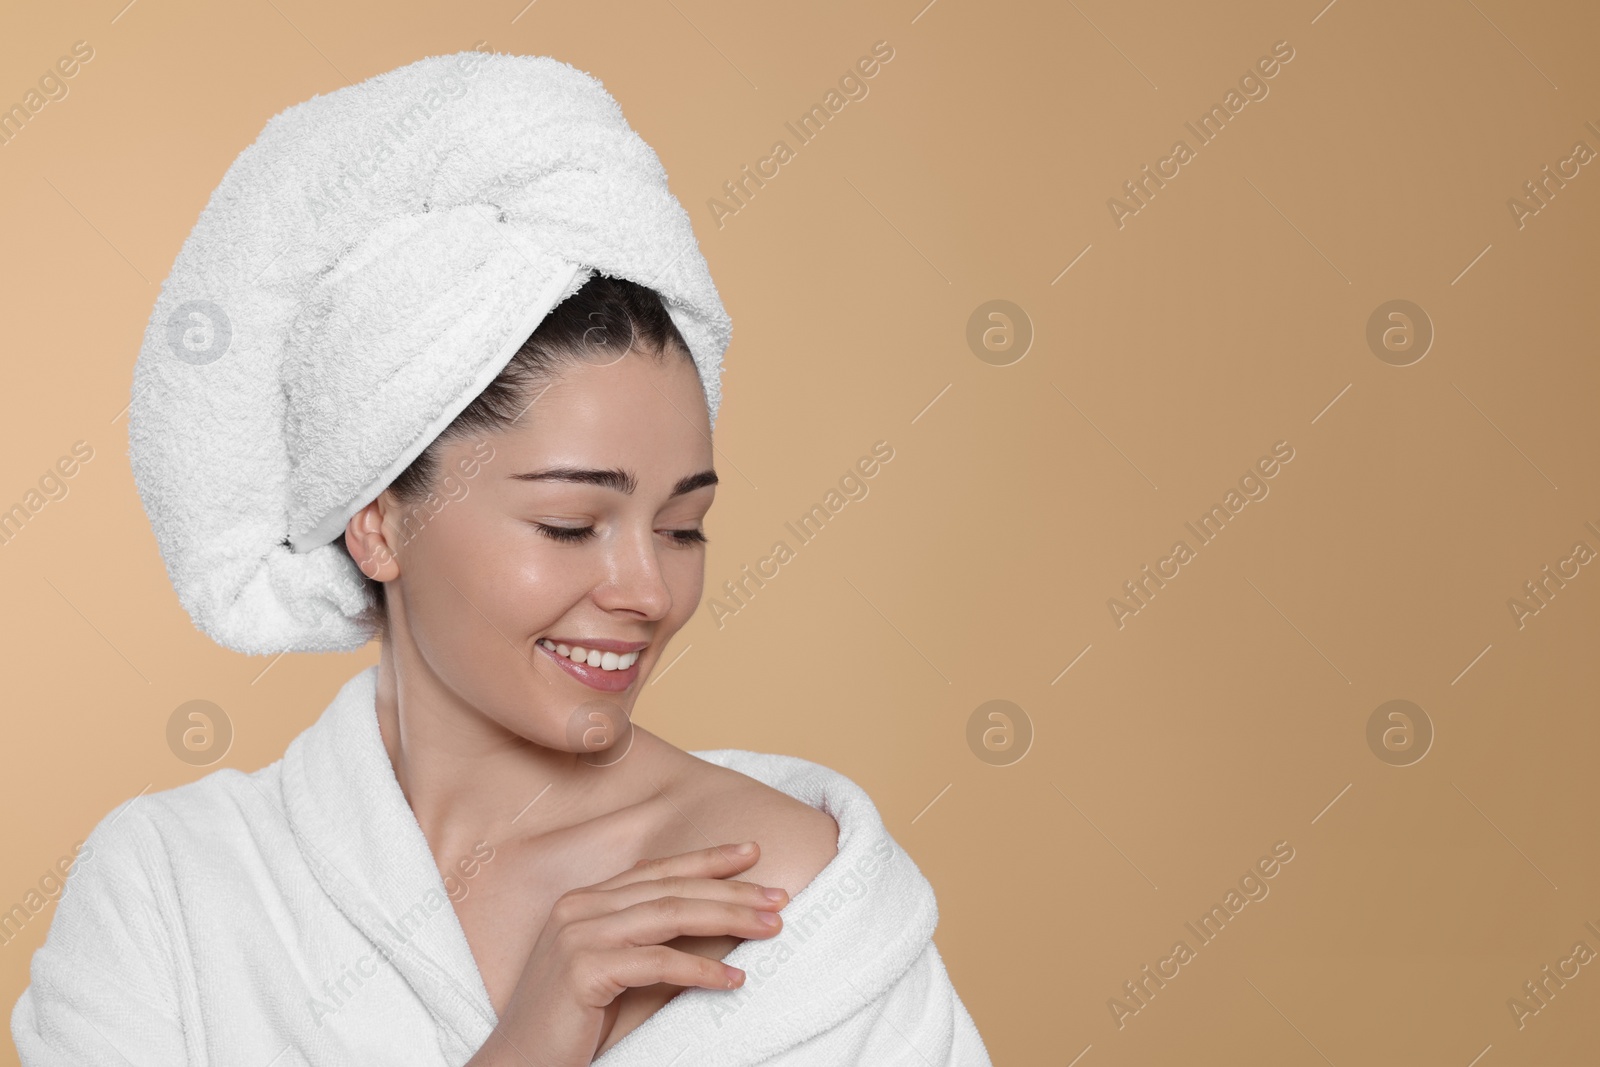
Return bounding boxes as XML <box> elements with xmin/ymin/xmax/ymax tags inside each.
<box><xmin>539</xmin><ymin>639</ymin><xmax>640</xmax><ymax>671</ymax></box>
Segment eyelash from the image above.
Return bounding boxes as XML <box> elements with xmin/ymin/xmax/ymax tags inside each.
<box><xmin>534</xmin><ymin>524</ymin><xmax>708</xmax><ymax>547</ymax></box>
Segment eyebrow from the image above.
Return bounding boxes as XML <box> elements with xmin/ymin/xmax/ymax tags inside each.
<box><xmin>508</xmin><ymin>466</ymin><xmax>718</xmax><ymax>498</ymax></box>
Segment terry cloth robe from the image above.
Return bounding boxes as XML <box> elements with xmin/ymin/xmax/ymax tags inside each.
<box><xmin>11</xmin><ymin>666</ymin><xmax>993</xmax><ymax>1065</ymax></box>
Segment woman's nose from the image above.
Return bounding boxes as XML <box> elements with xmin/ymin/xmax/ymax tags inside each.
<box><xmin>594</xmin><ymin>528</ymin><xmax>673</xmax><ymax>619</ymax></box>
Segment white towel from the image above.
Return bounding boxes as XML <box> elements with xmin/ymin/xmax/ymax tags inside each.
<box><xmin>127</xmin><ymin>50</ymin><xmax>732</xmax><ymax>657</ymax></box>
<box><xmin>10</xmin><ymin>667</ymin><xmax>992</xmax><ymax>1065</ymax></box>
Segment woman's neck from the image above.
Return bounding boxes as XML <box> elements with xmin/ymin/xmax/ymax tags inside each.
<box><xmin>371</xmin><ymin>638</ymin><xmax>678</xmax><ymax>865</ymax></box>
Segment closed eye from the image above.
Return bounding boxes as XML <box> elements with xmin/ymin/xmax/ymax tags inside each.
<box><xmin>534</xmin><ymin>524</ymin><xmax>595</xmax><ymax>544</ymax></box>
<box><xmin>534</xmin><ymin>524</ymin><xmax>708</xmax><ymax>547</ymax></box>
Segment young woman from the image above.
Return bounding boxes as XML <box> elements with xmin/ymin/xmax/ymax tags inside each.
<box><xmin>339</xmin><ymin>273</ymin><xmax>847</xmax><ymax>1061</ymax></box>
<box><xmin>11</xmin><ymin>51</ymin><xmax>989</xmax><ymax>1066</ymax></box>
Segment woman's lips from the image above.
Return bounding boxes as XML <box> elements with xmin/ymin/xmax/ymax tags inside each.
<box><xmin>537</xmin><ymin>641</ymin><xmax>641</xmax><ymax>692</ymax></box>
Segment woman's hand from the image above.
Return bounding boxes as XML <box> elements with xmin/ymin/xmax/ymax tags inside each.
<box><xmin>465</xmin><ymin>841</ymin><xmax>788</xmax><ymax>1067</ymax></box>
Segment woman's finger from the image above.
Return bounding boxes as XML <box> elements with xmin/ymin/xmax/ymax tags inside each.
<box><xmin>588</xmin><ymin>841</ymin><xmax>761</xmax><ymax>893</ymax></box>
<box><xmin>579</xmin><ymin>944</ymin><xmax>750</xmax><ymax>1003</ymax></box>
<box><xmin>550</xmin><ymin>873</ymin><xmax>789</xmax><ymax>924</ymax></box>
<box><xmin>571</xmin><ymin>894</ymin><xmax>783</xmax><ymax>951</ymax></box>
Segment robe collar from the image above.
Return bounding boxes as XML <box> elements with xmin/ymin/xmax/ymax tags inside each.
<box><xmin>280</xmin><ymin>665</ymin><xmax>938</xmax><ymax>1066</ymax></box>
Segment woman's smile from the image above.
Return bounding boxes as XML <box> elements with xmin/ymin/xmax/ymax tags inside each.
<box><xmin>537</xmin><ymin>636</ymin><xmax>645</xmax><ymax>692</ymax></box>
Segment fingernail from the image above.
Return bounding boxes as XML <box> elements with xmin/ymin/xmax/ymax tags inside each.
<box><xmin>763</xmin><ymin>887</ymin><xmax>787</xmax><ymax>901</ymax></box>
<box><xmin>734</xmin><ymin>841</ymin><xmax>756</xmax><ymax>854</ymax></box>
<box><xmin>724</xmin><ymin>965</ymin><xmax>744</xmax><ymax>987</ymax></box>
<box><xmin>757</xmin><ymin>911</ymin><xmax>780</xmax><ymax>926</ymax></box>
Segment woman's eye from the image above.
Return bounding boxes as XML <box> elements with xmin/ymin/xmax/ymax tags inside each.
<box><xmin>534</xmin><ymin>524</ymin><xmax>596</xmax><ymax>543</ymax></box>
<box><xmin>532</xmin><ymin>524</ymin><xmax>707</xmax><ymax>546</ymax></box>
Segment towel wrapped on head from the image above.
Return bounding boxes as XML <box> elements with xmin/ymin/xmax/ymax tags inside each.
<box><xmin>127</xmin><ymin>50</ymin><xmax>731</xmax><ymax>656</ymax></box>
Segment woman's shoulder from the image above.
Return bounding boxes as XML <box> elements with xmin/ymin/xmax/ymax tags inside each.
<box><xmin>666</xmin><ymin>747</ymin><xmax>864</xmax><ymax>904</ymax></box>
<box><xmin>70</xmin><ymin>761</ymin><xmax>290</xmax><ymax>884</ymax></box>
<box><xmin>685</xmin><ymin>747</ymin><xmax>878</xmax><ymax>810</ymax></box>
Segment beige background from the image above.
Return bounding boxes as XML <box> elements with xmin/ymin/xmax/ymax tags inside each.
<box><xmin>3</xmin><ymin>0</ymin><xmax>1599</xmax><ymax>1063</ymax></box>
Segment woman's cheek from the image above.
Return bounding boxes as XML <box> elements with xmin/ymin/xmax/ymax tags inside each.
<box><xmin>669</xmin><ymin>551</ymin><xmax>706</xmax><ymax>621</ymax></box>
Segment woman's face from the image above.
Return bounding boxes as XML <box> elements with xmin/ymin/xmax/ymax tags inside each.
<box><xmin>374</xmin><ymin>347</ymin><xmax>716</xmax><ymax>752</ymax></box>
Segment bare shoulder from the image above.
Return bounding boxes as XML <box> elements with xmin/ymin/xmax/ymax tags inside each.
<box><xmin>671</xmin><ymin>755</ymin><xmax>841</xmax><ymax>901</ymax></box>
<box><xmin>736</xmin><ymin>782</ymin><xmax>840</xmax><ymax>902</ymax></box>
<box><xmin>595</xmin><ymin>750</ymin><xmax>844</xmax><ymax>1054</ymax></box>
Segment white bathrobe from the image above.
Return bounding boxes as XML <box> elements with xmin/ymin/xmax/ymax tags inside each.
<box><xmin>11</xmin><ymin>666</ymin><xmax>992</xmax><ymax>1065</ymax></box>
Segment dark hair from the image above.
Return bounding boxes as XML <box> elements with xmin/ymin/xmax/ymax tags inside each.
<box><xmin>337</xmin><ymin>272</ymin><xmax>695</xmax><ymax>642</ymax></box>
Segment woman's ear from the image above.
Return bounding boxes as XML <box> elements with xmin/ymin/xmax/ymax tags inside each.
<box><xmin>344</xmin><ymin>495</ymin><xmax>401</xmax><ymax>582</ymax></box>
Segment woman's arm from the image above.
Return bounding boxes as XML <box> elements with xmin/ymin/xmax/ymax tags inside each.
<box><xmin>10</xmin><ymin>805</ymin><xmax>190</xmax><ymax>1066</ymax></box>
<box><xmin>859</xmin><ymin>940</ymin><xmax>993</xmax><ymax>1066</ymax></box>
